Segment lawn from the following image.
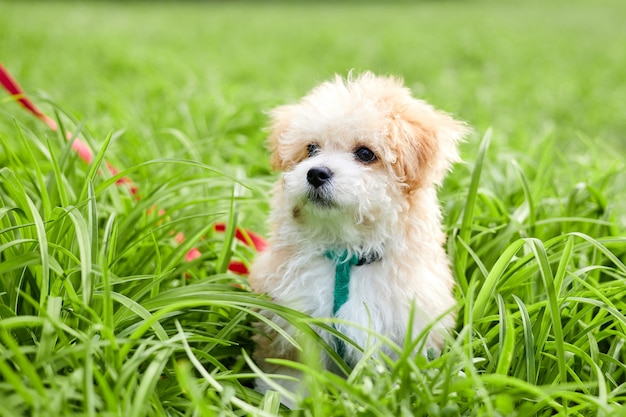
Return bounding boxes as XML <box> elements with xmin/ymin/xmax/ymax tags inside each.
<box><xmin>1</xmin><ymin>0</ymin><xmax>626</xmax><ymax>416</ymax></box>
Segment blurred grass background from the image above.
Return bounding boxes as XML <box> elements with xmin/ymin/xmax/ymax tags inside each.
<box><xmin>3</xmin><ymin>1</ymin><xmax>626</xmax><ymax>146</ymax></box>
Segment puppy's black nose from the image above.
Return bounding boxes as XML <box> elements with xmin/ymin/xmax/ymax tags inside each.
<box><xmin>307</xmin><ymin>167</ymin><xmax>333</xmax><ymax>188</ymax></box>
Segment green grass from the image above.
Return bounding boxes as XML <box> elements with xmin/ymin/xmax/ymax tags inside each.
<box><xmin>1</xmin><ymin>1</ymin><xmax>626</xmax><ymax>416</ymax></box>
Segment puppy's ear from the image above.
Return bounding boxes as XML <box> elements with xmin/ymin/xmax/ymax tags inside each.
<box><xmin>266</xmin><ymin>104</ymin><xmax>299</xmax><ymax>171</ymax></box>
<box><xmin>391</xmin><ymin>100</ymin><xmax>469</xmax><ymax>189</ymax></box>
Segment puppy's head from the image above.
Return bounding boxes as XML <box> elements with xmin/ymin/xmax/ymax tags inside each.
<box><xmin>267</xmin><ymin>72</ymin><xmax>468</xmax><ymax>241</ymax></box>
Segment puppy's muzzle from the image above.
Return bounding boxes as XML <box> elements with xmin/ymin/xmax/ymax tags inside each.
<box><xmin>307</xmin><ymin>166</ymin><xmax>333</xmax><ymax>188</ymax></box>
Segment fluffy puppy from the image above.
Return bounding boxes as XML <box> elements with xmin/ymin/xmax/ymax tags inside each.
<box><xmin>250</xmin><ymin>72</ymin><xmax>468</xmax><ymax>394</ymax></box>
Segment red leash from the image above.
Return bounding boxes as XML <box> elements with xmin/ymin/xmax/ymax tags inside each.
<box><xmin>0</xmin><ymin>62</ymin><xmax>266</xmax><ymax>274</ymax></box>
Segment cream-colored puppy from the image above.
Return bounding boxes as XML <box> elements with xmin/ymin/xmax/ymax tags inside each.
<box><xmin>250</xmin><ymin>72</ymin><xmax>468</xmax><ymax>394</ymax></box>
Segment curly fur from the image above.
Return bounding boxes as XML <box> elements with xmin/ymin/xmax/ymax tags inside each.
<box><xmin>250</xmin><ymin>72</ymin><xmax>469</xmax><ymax>397</ymax></box>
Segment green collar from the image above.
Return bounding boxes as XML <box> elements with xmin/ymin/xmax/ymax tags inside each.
<box><xmin>325</xmin><ymin>249</ymin><xmax>382</xmax><ymax>362</ymax></box>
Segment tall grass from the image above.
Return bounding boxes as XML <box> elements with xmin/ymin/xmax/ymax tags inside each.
<box><xmin>1</xmin><ymin>1</ymin><xmax>626</xmax><ymax>416</ymax></box>
<box><xmin>0</xmin><ymin>110</ymin><xmax>266</xmax><ymax>415</ymax></box>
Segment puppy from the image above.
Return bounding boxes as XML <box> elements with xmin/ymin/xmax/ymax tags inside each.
<box><xmin>249</xmin><ymin>72</ymin><xmax>468</xmax><ymax>396</ymax></box>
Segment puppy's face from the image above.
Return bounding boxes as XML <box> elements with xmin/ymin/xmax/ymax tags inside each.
<box><xmin>267</xmin><ymin>73</ymin><xmax>467</xmax><ymax>243</ymax></box>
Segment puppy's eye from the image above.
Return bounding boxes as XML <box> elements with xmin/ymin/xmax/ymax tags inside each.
<box><xmin>354</xmin><ymin>146</ymin><xmax>377</xmax><ymax>163</ymax></box>
<box><xmin>307</xmin><ymin>143</ymin><xmax>320</xmax><ymax>158</ymax></box>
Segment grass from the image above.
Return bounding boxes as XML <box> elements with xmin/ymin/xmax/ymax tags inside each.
<box><xmin>1</xmin><ymin>0</ymin><xmax>626</xmax><ymax>415</ymax></box>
